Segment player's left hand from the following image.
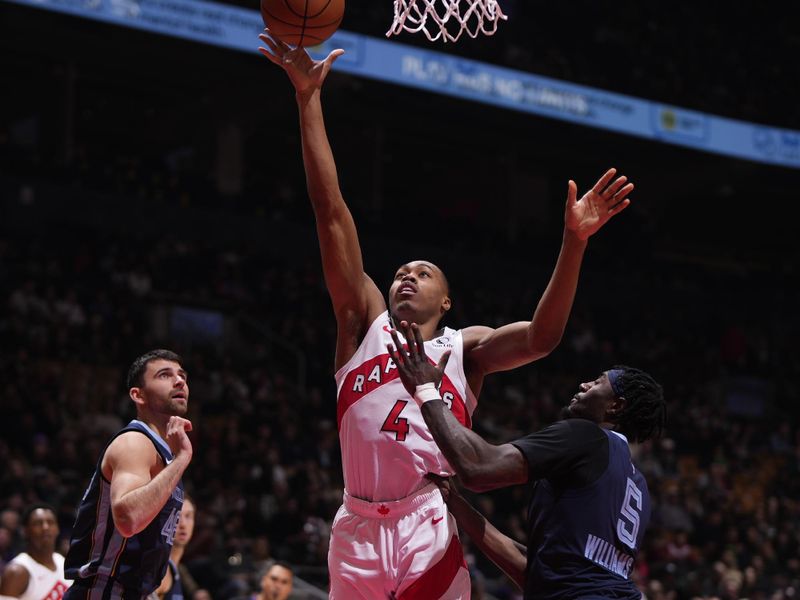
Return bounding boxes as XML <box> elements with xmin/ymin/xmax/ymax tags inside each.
<box><xmin>565</xmin><ymin>168</ymin><xmax>633</xmax><ymax>240</ymax></box>
<box><xmin>387</xmin><ymin>321</ymin><xmax>451</xmax><ymax>397</ymax></box>
<box><xmin>425</xmin><ymin>473</ymin><xmax>453</xmax><ymax>501</ymax></box>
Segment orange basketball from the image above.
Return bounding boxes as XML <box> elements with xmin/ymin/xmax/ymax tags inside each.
<box><xmin>261</xmin><ymin>0</ymin><xmax>345</xmax><ymax>47</ymax></box>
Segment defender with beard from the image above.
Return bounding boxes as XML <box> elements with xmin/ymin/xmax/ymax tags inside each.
<box><xmin>63</xmin><ymin>350</ymin><xmax>193</xmax><ymax>600</ymax></box>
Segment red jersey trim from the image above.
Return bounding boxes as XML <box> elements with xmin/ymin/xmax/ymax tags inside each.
<box><xmin>397</xmin><ymin>535</ymin><xmax>467</xmax><ymax>600</ymax></box>
<box><xmin>337</xmin><ymin>352</ymin><xmax>471</xmax><ymax>430</ymax></box>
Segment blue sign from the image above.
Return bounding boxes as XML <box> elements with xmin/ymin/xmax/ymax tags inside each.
<box><xmin>5</xmin><ymin>0</ymin><xmax>799</xmax><ymax>169</ymax></box>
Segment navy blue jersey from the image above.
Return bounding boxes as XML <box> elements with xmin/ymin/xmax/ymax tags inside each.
<box><xmin>163</xmin><ymin>560</ymin><xmax>184</xmax><ymax>600</ymax></box>
<box><xmin>512</xmin><ymin>419</ymin><xmax>650</xmax><ymax>600</ymax></box>
<box><xmin>64</xmin><ymin>420</ymin><xmax>184</xmax><ymax>599</ymax></box>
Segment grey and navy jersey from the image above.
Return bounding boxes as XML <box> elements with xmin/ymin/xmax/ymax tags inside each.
<box><xmin>512</xmin><ymin>419</ymin><xmax>650</xmax><ymax>600</ymax></box>
<box><xmin>64</xmin><ymin>420</ymin><xmax>184</xmax><ymax>599</ymax></box>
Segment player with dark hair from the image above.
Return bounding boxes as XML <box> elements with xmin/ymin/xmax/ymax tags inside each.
<box><xmin>256</xmin><ymin>562</ymin><xmax>293</xmax><ymax>600</ymax></box>
<box><xmin>388</xmin><ymin>321</ymin><xmax>665</xmax><ymax>599</ymax></box>
<box><xmin>259</xmin><ymin>33</ymin><xmax>634</xmax><ymax>600</ymax></box>
<box><xmin>63</xmin><ymin>349</ymin><xmax>193</xmax><ymax>600</ymax></box>
<box><xmin>0</xmin><ymin>505</ymin><xmax>71</xmax><ymax>600</ymax></box>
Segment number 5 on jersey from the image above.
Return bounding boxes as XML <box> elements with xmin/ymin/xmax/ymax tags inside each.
<box><xmin>616</xmin><ymin>478</ymin><xmax>643</xmax><ymax>549</ymax></box>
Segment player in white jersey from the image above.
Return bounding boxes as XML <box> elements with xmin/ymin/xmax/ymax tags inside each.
<box><xmin>0</xmin><ymin>505</ymin><xmax>71</xmax><ymax>600</ymax></box>
<box><xmin>259</xmin><ymin>32</ymin><xmax>634</xmax><ymax>599</ymax></box>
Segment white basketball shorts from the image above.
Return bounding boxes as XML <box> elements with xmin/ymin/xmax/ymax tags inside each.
<box><xmin>328</xmin><ymin>482</ymin><xmax>471</xmax><ymax>599</ymax></box>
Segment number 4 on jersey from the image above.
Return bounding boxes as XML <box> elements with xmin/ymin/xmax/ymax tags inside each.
<box><xmin>381</xmin><ymin>400</ymin><xmax>410</xmax><ymax>441</ymax></box>
<box><xmin>161</xmin><ymin>507</ymin><xmax>180</xmax><ymax>545</ymax></box>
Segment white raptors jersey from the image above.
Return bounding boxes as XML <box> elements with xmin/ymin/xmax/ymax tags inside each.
<box><xmin>7</xmin><ymin>553</ymin><xmax>71</xmax><ymax>600</ymax></box>
<box><xmin>335</xmin><ymin>311</ymin><xmax>478</xmax><ymax>502</ymax></box>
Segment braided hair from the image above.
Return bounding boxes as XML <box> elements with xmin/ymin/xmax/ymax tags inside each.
<box><xmin>611</xmin><ymin>365</ymin><xmax>666</xmax><ymax>443</ymax></box>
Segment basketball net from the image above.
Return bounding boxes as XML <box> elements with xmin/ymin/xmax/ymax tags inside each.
<box><xmin>387</xmin><ymin>0</ymin><xmax>507</xmax><ymax>43</ymax></box>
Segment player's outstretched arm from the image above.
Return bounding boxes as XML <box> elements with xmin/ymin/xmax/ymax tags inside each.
<box><xmin>258</xmin><ymin>31</ymin><xmax>384</xmax><ymax>367</ymax></box>
<box><xmin>104</xmin><ymin>417</ymin><xmax>192</xmax><ymax>538</ymax></box>
<box><xmin>388</xmin><ymin>322</ymin><xmax>528</xmax><ymax>492</ymax></box>
<box><xmin>463</xmin><ymin>168</ymin><xmax>633</xmax><ymax>376</ymax></box>
<box><xmin>429</xmin><ymin>475</ymin><xmax>526</xmax><ymax>590</ymax></box>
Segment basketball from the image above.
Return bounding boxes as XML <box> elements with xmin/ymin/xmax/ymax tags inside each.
<box><xmin>260</xmin><ymin>0</ymin><xmax>345</xmax><ymax>47</ymax></box>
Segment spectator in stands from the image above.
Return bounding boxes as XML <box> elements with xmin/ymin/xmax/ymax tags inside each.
<box><xmin>157</xmin><ymin>496</ymin><xmax>199</xmax><ymax>600</ymax></box>
<box><xmin>232</xmin><ymin>562</ymin><xmax>293</xmax><ymax>600</ymax></box>
<box><xmin>0</xmin><ymin>504</ymin><xmax>71</xmax><ymax>600</ymax></box>
<box><xmin>258</xmin><ymin>563</ymin><xmax>293</xmax><ymax>600</ymax></box>
<box><xmin>1</xmin><ymin>225</ymin><xmax>799</xmax><ymax>599</ymax></box>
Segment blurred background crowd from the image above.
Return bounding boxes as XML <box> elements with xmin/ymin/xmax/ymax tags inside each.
<box><xmin>1</xmin><ymin>0</ymin><xmax>798</xmax><ymax>599</ymax></box>
<box><xmin>1</xmin><ymin>197</ymin><xmax>798</xmax><ymax>599</ymax></box>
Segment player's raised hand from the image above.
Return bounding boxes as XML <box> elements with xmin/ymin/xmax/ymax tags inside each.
<box><xmin>387</xmin><ymin>321</ymin><xmax>450</xmax><ymax>397</ymax></box>
<box><xmin>565</xmin><ymin>168</ymin><xmax>633</xmax><ymax>240</ymax></box>
<box><xmin>165</xmin><ymin>416</ymin><xmax>193</xmax><ymax>462</ymax></box>
<box><xmin>258</xmin><ymin>29</ymin><xmax>344</xmax><ymax>94</ymax></box>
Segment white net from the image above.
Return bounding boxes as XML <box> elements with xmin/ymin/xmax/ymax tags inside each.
<box><xmin>387</xmin><ymin>0</ymin><xmax>507</xmax><ymax>43</ymax></box>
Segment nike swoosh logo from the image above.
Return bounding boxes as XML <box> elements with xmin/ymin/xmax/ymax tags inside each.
<box><xmin>432</xmin><ymin>516</ymin><xmax>444</xmax><ymax>525</ymax></box>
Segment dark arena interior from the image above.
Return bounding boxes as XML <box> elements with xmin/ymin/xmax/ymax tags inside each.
<box><xmin>1</xmin><ymin>1</ymin><xmax>799</xmax><ymax>599</ymax></box>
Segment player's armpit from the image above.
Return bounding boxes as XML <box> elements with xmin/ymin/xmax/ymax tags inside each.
<box><xmin>329</xmin><ymin>271</ymin><xmax>385</xmax><ymax>329</ymax></box>
<box><xmin>0</xmin><ymin>563</ymin><xmax>30</xmax><ymax>597</ymax></box>
<box><xmin>331</xmin><ymin>273</ymin><xmax>386</xmax><ymax>369</ymax></box>
<box><xmin>316</xmin><ymin>221</ymin><xmax>386</xmax><ymax>368</ymax></box>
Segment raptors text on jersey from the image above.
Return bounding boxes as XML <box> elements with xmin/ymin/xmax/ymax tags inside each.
<box><xmin>335</xmin><ymin>312</ymin><xmax>477</xmax><ymax>502</ymax></box>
